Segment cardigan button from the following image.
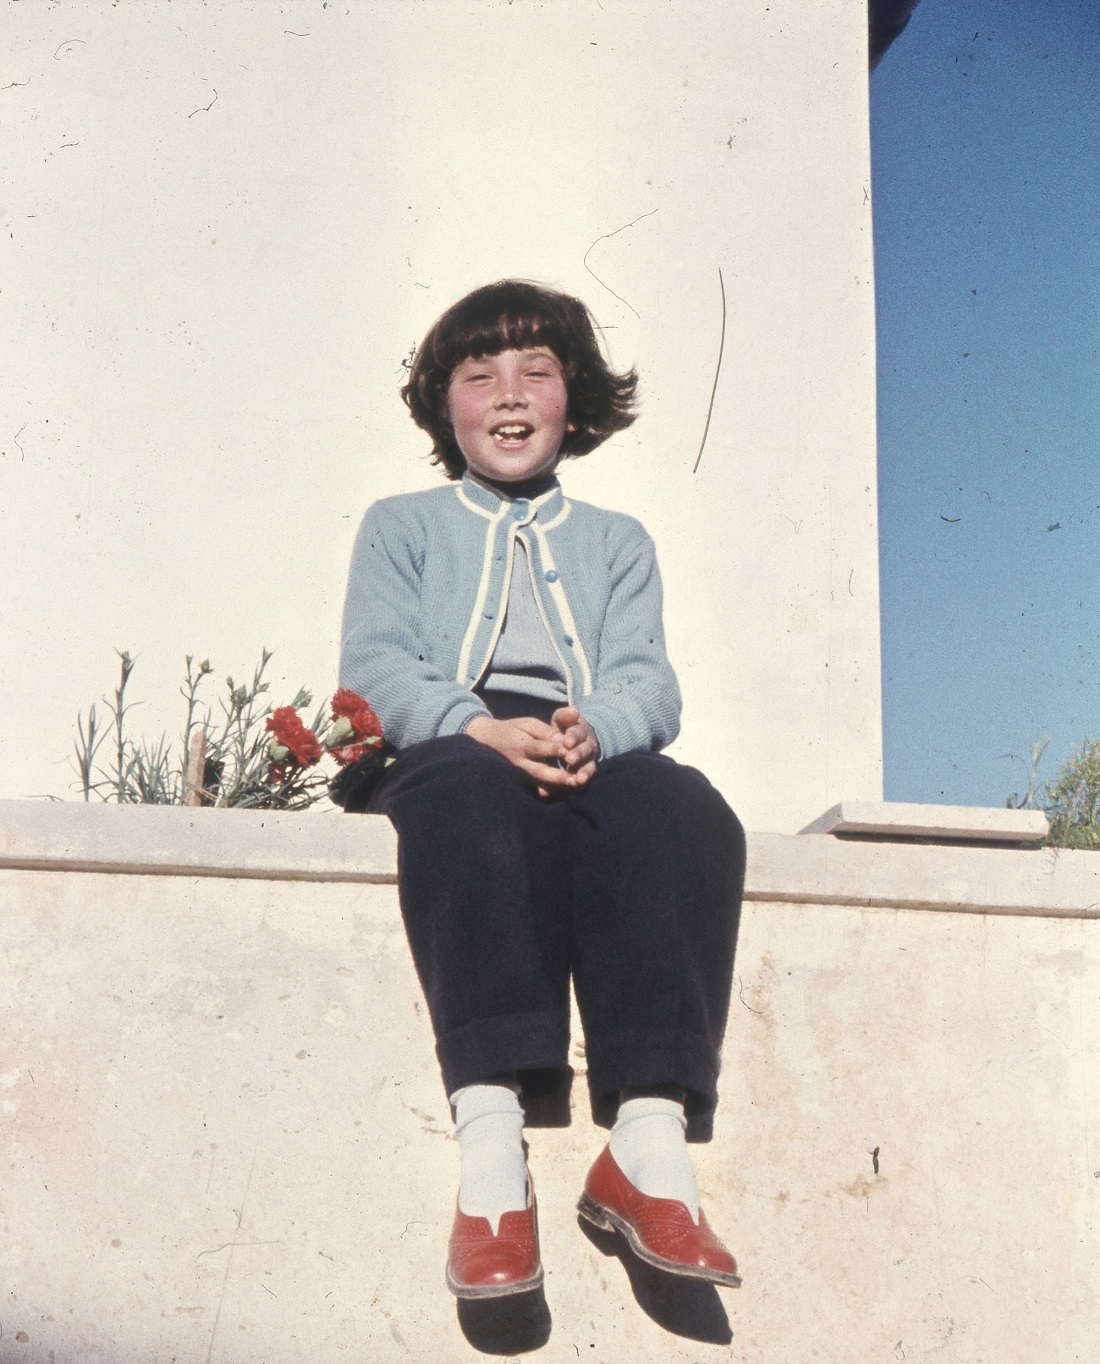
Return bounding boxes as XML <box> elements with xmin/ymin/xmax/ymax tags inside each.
<box><xmin>544</xmin><ymin>570</ymin><xmax>559</xmax><ymax>582</ymax></box>
<box><xmin>563</xmin><ymin>634</ymin><xmax>574</xmax><ymax>646</ymax></box>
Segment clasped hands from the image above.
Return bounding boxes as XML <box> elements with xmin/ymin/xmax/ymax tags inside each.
<box><xmin>465</xmin><ymin>706</ymin><xmax>600</xmax><ymax>797</ymax></box>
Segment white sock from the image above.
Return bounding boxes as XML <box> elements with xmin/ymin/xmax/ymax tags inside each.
<box><xmin>609</xmin><ymin>1095</ymin><xmax>700</xmax><ymax>1222</ymax></box>
<box><xmin>450</xmin><ymin>1081</ymin><xmax>529</xmax><ymax>1236</ymax></box>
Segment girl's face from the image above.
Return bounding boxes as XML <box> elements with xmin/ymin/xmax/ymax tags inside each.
<box><xmin>447</xmin><ymin>347</ymin><xmax>570</xmax><ymax>484</ymax></box>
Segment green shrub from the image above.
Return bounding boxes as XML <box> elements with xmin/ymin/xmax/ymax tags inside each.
<box><xmin>1044</xmin><ymin>738</ymin><xmax>1100</xmax><ymax>850</ymax></box>
<box><xmin>1006</xmin><ymin>736</ymin><xmax>1100</xmax><ymax>850</ymax></box>
<box><xmin>72</xmin><ymin>649</ymin><xmax>334</xmax><ymax>809</ymax></box>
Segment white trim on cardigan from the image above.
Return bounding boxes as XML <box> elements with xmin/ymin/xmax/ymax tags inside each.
<box><xmin>529</xmin><ymin>519</ymin><xmax>593</xmax><ymax>697</ymax></box>
<box><xmin>456</xmin><ymin>495</ymin><xmax>510</xmax><ymax>686</ymax></box>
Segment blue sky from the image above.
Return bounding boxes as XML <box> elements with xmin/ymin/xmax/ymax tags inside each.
<box><xmin>871</xmin><ymin>0</ymin><xmax>1100</xmax><ymax>806</ymax></box>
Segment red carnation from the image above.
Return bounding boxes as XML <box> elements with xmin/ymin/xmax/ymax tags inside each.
<box><xmin>331</xmin><ymin>742</ymin><xmax>382</xmax><ymax>767</ymax></box>
<box><xmin>265</xmin><ymin>707</ymin><xmax>323</xmax><ymax>768</ymax></box>
<box><xmin>330</xmin><ymin>688</ymin><xmax>383</xmax><ymax>742</ymax></box>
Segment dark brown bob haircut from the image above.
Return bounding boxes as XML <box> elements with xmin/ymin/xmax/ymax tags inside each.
<box><xmin>401</xmin><ymin>280</ymin><xmax>638</xmax><ymax>480</ymax></box>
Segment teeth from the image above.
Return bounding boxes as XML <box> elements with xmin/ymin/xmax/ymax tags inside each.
<box><xmin>494</xmin><ymin>425</ymin><xmax>530</xmax><ymax>437</ymax></box>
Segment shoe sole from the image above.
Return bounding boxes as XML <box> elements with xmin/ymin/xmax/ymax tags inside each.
<box><xmin>445</xmin><ymin>1263</ymin><xmax>544</xmax><ymax>1300</ymax></box>
<box><xmin>577</xmin><ymin>1193</ymin><xmax>742</xmax><ymax>1288</ymax></box>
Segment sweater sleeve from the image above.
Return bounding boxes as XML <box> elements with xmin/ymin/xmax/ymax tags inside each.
<box><xmin>577</xmin><ymin>519</ymin><xmax>682</xmax><ymax>758</ymax></box>
<box><xmin>338</xmin><ymin>501</ymin><xmax>490</xmax><ymax>748</ymax></box>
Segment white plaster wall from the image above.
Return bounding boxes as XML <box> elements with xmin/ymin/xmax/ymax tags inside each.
<box><xmin>2</xmin><ymin>860</ymin><xmax>1098</xmax><ymax>1362</ymax></box>
<box><xmin>2</xmin><ymin>0</ymin><xmax>880</xmax><ymax>831</ymax></box>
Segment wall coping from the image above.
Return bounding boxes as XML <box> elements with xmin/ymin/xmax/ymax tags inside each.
<box><xmin>0</xmin><ymin>799</ymin><xmax>398</xmax><ymax>885</ymax></box>
<box><xmin>799</xmin><ymin>799</ymin><xmax>1048</xmax><ymax>842</ymax></box>
<box><xmin>2</xmin><ymin>798</ymin><xmax>1098</xmax><ymax>919</ymax></box>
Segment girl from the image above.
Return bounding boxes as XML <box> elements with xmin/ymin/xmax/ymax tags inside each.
<box><xmin>337</xmin><ymin>280</ymin><xmax>745</xmax><ymax>1298</ymax></box>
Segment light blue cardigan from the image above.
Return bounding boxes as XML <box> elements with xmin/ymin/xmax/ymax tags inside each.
<box><xmin>338</xmin><ymin>472</ymin><xmax>682</xmax><ymax>759</ymax></box>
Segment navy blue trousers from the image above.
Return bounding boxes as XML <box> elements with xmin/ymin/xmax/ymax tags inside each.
<box><xmin>366</xmin><ymin>732</ymin><xmax>744</xmax><ymax>1133</ymax></box>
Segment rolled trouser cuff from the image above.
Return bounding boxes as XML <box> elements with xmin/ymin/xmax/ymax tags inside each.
<box><xmin>584</xmin><ymin>1030</ymin><xmax>722</xmax><ymax>1141</ymax></box>
<box><xmin>436</xmin><ymin>1010</ymin><xmax>571</xmax><ymax>1100</ymax></box>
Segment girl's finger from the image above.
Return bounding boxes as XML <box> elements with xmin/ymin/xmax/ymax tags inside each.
<box><xmin>563</xmin><ymin>739</ymin><xmax>596</xmax><ymax>768</ymax></box>
<box><xmin>569</xmin><ymin>759</ymin><xmax>598</xmax><ymax>786</ymax></box>
<box><xmin>525</xmin><ymin>761</ymin><xmax>572</xmax><ymax>787</ymax></box>
<box><xmin>516</xmin><ymin>717</ymin><xmax>560</xmax><ymax>741</ymax></box>
<box><xmin>520</xmin><ymin>739</ymin><xmax>566</xmax><ymax>765</ymax></box>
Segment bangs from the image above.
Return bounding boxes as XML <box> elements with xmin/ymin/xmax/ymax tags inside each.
<box><xmin>429</xmin><ymin>282</ymin><xmax>573</xmax><ymax>373</ymax></box>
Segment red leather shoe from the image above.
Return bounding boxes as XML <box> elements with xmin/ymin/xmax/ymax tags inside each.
<box><xmin>578</xmin><ymin>1145</ymin><xmax>741</xmax><ymax>1287</ymax></box>
<box><xmin>445</xmin><ymin>1196</ymin><xmax>544</xmax><ymax>1299</ymax></box>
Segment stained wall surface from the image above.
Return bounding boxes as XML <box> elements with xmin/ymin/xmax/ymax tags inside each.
<box><xmin>2</xmin><ymin>0</ymin><xmax>880</xmax><ymax>832</ymax></box>
<box><xmin>2</xmin><ymin>806</ymin><xmax>1099</xmax><ymax>1362</ymax></box>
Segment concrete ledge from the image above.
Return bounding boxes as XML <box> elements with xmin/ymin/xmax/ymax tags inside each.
<box><xmin>0</xmin><ymin>800</ymin><xmax>398</xmax><ymax>883</ymax></box>
<box><xmin>4</xmin><ymin>813</ymin><xmax>1100</xmax><ymax>1359</ymax></box>
<box><xmin>800</xmin><ymin>799</ymin><xmax>1049</xmax><ymax>842</ymax></box>
<box><xmin>747</xmin><ymin>831</ymin><xmax>1100</xmax><ymax>918</ymax></box>
<box><xmin>3</xmin><ymin>799</ymin><xmax>1099</xmax><ymax>918</ymax></box>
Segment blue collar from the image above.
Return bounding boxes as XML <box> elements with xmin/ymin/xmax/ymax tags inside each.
<box><xmin>459</xmin><ymin>471</ymin><xmax>566</xmax><ymax>521</ymax></box>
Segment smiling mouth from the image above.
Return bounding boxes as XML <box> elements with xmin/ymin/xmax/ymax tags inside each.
<box><xmin>490</xmin><ymin>423</ymin><xmax>534</xmax><ymax>445</ymax></box>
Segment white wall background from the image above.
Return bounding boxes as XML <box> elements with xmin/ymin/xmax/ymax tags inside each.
<box><xmin>2</xmin><ymin>0</ymin><xmax>881</xmax><ymax>831</ymax></box>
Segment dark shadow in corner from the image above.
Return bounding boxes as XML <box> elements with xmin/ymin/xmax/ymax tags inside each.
<box><xmin>456</xmin><ymin>1287</ymin><xmax>552</xmax><ymax>1355</ymax></box>
<box><xmin>577</xmin><ymin>1218</ymin><xmax>734</xmax><ymax>1344</ymax></box>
